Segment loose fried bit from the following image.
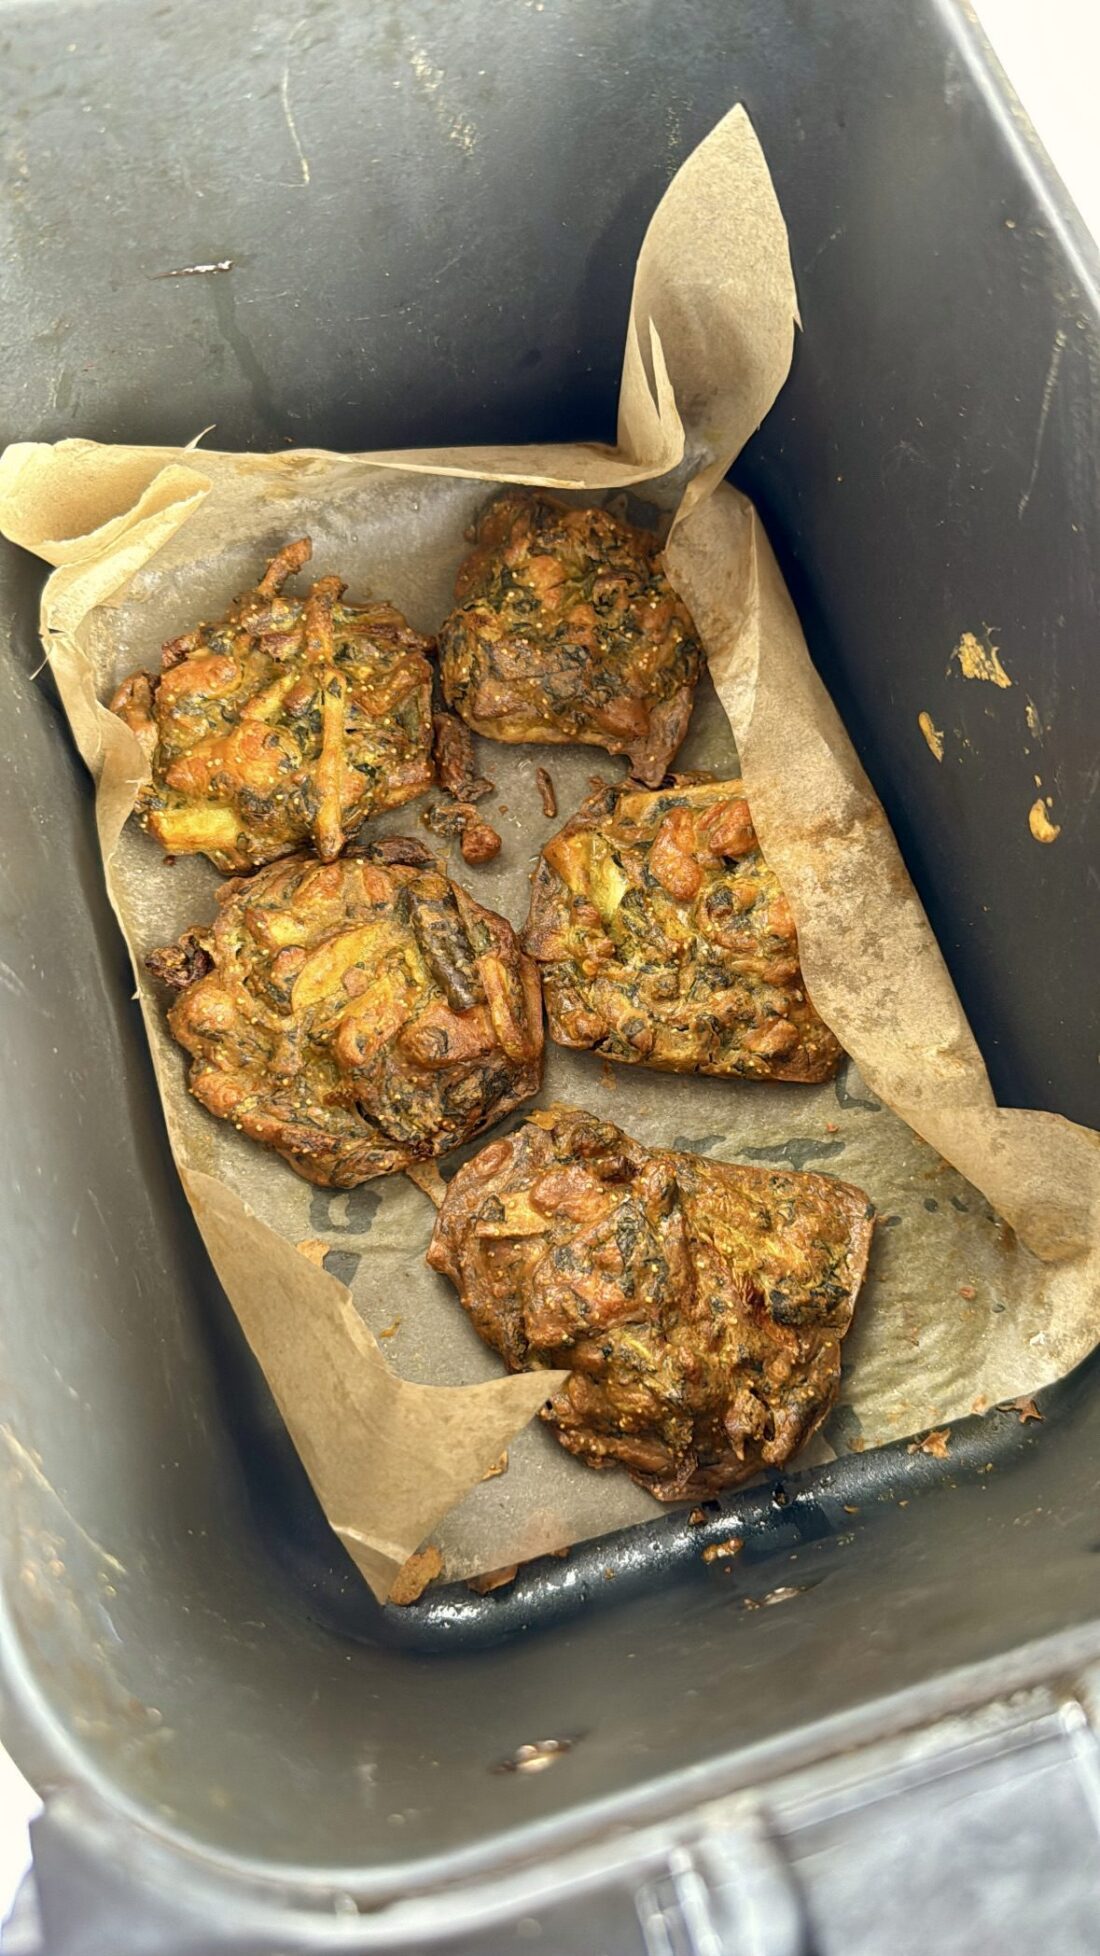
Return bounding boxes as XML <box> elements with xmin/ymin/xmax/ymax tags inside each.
<box><xmin>701</xmin><ymin>1537</ymin><xmax>744</xmax><ymax>1563</ymax></box>
<box><xmin>296</xmin><ymin>1238</ymin><xmax>330</xmax><ymax>1267</ymax></box>
<box><xmin>908</xmin><ymin>1428</ymin><xmax>951</xmax><ymax>1458</ymax></box>
<box><xmin>432</xmin><ymin>711</ymin><xmax>494</xmax><ymax>802</ymax></box>
<box><xmin>144</xmin><ymin>929</ymin><xmax>214</xmax><ymax>990</ymax></box>
<box><xmin>481</xmin><ymin>1450</ymin><xmax>510</xmax><ymax>1480</ymax></box>
<box><xmin>378</xmin><ymin>1318</ymin><xmax>402</xmax><ymax>1340</ymax></box>
<box><xmin>389</xmin><ymin>1544</ymin><xmax>444</xmax><ymax>1605</ymax></box>
<box><xmin>423</xmin><ymin>799</ymin><xmax>502</xmax><ymax>864</ymax></box>
<box><xmin>428</xmin><ymin>1105</ymin><xmax>874</xmax><ymax>1499</ymax></box>
<box><xmin>1003</xmin><ymin>1396</ymin><xmax>1043</xmax><ymax>1423</ymax></box>
<box><xmin>523</xmin><ymin>778</ymin><xmax>842</xmax><ymax>1083</ymax></box>
<box><xmin>535</xmin><ymin>767</ymin><xmax>557</xmax><ymax>819</ymax></box>
<box><xmin>460</xmin><ymin>818</ymin><xmax>502</xmax><ymax>865</ymax></box>
<box><xmin>688</xmin><ymin>1507</ymin><xmax>708</xmax><ymax>1526</ymax></box>
<box><xmin>439</xmin><ymin>492</ymin><xmax>702</xmax><ymax>785</ymax></box>
<box><xmin>958</xmin><ymin>1284</ymin><xmax>977</xmax><ymax>1300</ymax></box>
<box><xmin>467</xmin><ymin>1564</ymin><xmax>519</xmax><ymax>1595</ymax></box>
<box><xmin>110</xmin><ymin>539</ymin><xmax>436</xmax><ymax>871</ymax></box>
<box><xmin>146</xmin><ymin>846</ymin><xmax>542</xmax><ymax>1187</ymax></box>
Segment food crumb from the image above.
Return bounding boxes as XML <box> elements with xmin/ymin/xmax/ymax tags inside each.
<box><xmin>1002</xmin><ymin>1395</ymin><xmax>1043</xmax><ymax>1424</ymax></box>
<box><xmin>535</xmin><ymin>766</ymin><xmax>558</xmax><ymax>819</ymax></box>
<box><xmin>824</xmin><ymin>1121</ymin><xmax>839</xmax><ymax>1134</ymax></box>
<box><xmin>461</xmin><ymin>817</ymin><xmax>502</xmax><ymax>864</ymax></box>
<box><xmin>951</xmin><ymin>629</ymin><xmax>1012</xmax><ymax>688</ymax></box>
<box><xmin>958</xmin><ymin>1284</ymin><xmax>977</xmax><ymax>1300</ymax></box>
<box><xmin>389</xmin><ymin>1544</ymin><xmax>443</xmax><ymax>1606</ymax></box>
<box><xmin>599</xmin><ymin>1057</ymin><xmax>618</xmax><ymax>1092</ymax></box>
<box><xmin>1028</xmin><ymin>797</ymin><xmax>1061</xmax><ymax>843</ymax></box>
<box><xmin>702</xmin><ymin>1537</ymin><xmax>743</xmax><ymax>1563</ymax></box>
<box><xmin>908</xmin><ymin>1428</ymin><xmax>950</xmax><ymax>1459</ymax></box>
<box><xmin>688</xmin><ymin>1507</ymin><xmax>707</xmax><ymax>1526</ymax></box>
<box><xmin>481</xmin><ymin>1450</ymin><xmax>509</xmax><ymax>1481</ymax></box>
<box><xmin>467</xmin><ymin>1563</ymin><xmax>518</xmax><ymax>1595</ymax></box>
<box><xmin>296</xmin><ymin>1238</ymin><xmax>330</xmax><ymax>1267</ymax></box>
<box><xmin>917</xmin><ymin>710</ymin><xmax>945</xmax><ymax>761</ymax></box>
<box><xmin>603</xmin><ymin>1567</ymin><xmax>616</xmax><ymax>1582</ymax></box>
<box><xmin>378</xmin><ymin>1317</ymin><xmax>402</xmax><ymax>1340</ymax></box>
<box><xmin>843</xmin><ymin>1504</ymin><xmax>860</xmax><ymax>1514</ymax></box>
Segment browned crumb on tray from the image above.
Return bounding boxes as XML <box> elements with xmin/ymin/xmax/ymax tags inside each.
<box><xmin>535</xmin><ymin>766</ymin><xmax>557</xmax><ymax>819</ymax></box>
<box><xmin>466</xmin><ymin>1564</ymin><xmax>519</xmax><ymax>1596</ymax></box>
<box><xmin>523</xmin><ymin>777</ymin><xmax>843</xmax><ymax>1082</ymax></box>
<box><xmin>438</xmin><ymin>492</ymin><xmax>703</xmax><ymax>785</ymax></box>
<box><xmin>389</xmin><ymin>1544</ymin><xmax>444</xmax><ymax>1605</ymax></box>
<box><xmin>111</xmin><ymin>538</ymin><xmax>435</xmax><ymax>871</ymax></box>
<box><xmin>432</xmin><ymin>711</ymin><xmax>494</xmax><ymax>802</ymax></box>
<box><xmin>146</xmin><ymin>843</ymin><xmax>542</xmax><ymax>1187</ymax></box>
<box><xmin>908</xmin><ymin>1429</ymin><xmax>951</xmax><ymax>1458</ymax></box>
<box><xmin>428</xmin><ymin>1104</ymin><xmax>874</xmax><ymax>1500</ymax></box>
<box><xmin>423</xmin><ymin>799</ymin><xmax>502</xmax><ymax>864</ymax></box>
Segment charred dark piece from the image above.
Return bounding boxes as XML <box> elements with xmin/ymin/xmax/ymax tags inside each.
<box><xmin>428</xmin><ymin>1106</ymin><xmax>873</xmax><ymax>1498</ymax></box>
<box><xmin>432</xmin><ymin>711</ymin><xmax>494</xmax><ymax>802</ymax></box>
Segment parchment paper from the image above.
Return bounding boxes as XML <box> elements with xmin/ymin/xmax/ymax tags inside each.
<box><xmin>1</xmin><ymin>107</ymin><xmax>1098</xmax><ymax>1603</ymax></box>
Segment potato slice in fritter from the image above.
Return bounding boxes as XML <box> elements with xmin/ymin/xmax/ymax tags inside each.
<box><xmin>428</xmin><ymin>1106</ymin><xmax>874</xmax><ymax>1499</ymax></box>
<box><xmin>146</xmin><ymin>842</ymin><xmax>543</xmax><ymax>1187</ymax></box>
<box><xmin>438</xmin><ymin>493</ymin><xmax>703</xmax><ymax>786</ymax></box>
<box><xmin>111</xmin><ymin>539</ymin><xmax>435</xmax><ymax>872</ymax></box>
<box><xmin>523</xmin><ymin>777</ymin><xmax>842</xmax><ymax>1083</ymax></box>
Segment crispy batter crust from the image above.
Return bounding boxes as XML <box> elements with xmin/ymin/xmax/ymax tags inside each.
<box><xmin>428</xmin><ymin>1106</ymin><xmax>873</xmax><ymax>1498</ymax></box>
<box><xmin>523</xmin><ymin>778</ymin><xmax>842</xmax><ymax>1083</ymax></box>
<box><xmin>438</xmin><ymin>493</ymin><xmax>703</xmax><ymax>785</ymax></box>
<box><xmin>148</xmin><ymin>843</ymin><xmax>543</xmax><ymax>1187</ymax></box>
<box><xmin>111</xmin><ymin>540</ymin><xmax>435</xmax><ymax>871</ymax></box>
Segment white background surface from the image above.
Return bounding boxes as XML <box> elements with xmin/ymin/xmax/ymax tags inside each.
<box><xmin>1</xmin><ymin>0</ymin><xmax>1098</xmax><ymax>1939</ymax></box>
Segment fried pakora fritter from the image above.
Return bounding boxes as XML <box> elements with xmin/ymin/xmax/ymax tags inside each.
<box><xmin>438</xmin><ymin>493</ymin><xmax>703</xmax><ymax>786</ymax></box>
<box><xmin>523</xmin><ymin>778</ymin><xmax>842</xmax><ymax>1083</ymax></box>
<box><xmin>428</xmin><ymin>1106</ymin><xmax>873</xmax><ymax>1498</ymax></box>
<box><xmin>146</xmin><ymin>841</ymin><xmax>543</xmax><ymax>1187</ymax></box>
<box><xmin>111</xmin><ymin>539</ymin><xmax>435</xmax><ymax>872</ymax></box>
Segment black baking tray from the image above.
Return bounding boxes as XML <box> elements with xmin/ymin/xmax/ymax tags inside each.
<box><xmin>2</xmin><ymin>0</ymin><xmax>1099</xmax><ymax>1946</ymax></box>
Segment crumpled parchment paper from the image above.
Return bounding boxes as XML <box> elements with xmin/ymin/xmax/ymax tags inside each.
<box><xmin>1</xmin><ymin>106</ymin><xmax>1097</xmax><ymax>1601</ymax></box>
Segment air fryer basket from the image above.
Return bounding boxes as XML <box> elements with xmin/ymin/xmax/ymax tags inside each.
<box><xmin>2</xmin><ymin>1</ymin><xmax>1099</xmax><ymax>1949</ymax></box>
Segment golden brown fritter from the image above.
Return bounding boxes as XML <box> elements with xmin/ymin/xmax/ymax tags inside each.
<box><xmin>523</xmin><ymin>778</ymin><xmax>842</xmax><ymax>1083</ymax></box>
<box><xmin>146</xmin><ymin>840</ymin><xmax>543</xmax><ymax>1187</ymax></box>
<box><xmin>438</xmin><ymin>493</ymin><xmax>703</xmax><ymax>786</ymax></box>
<box><xmin>428</xmin><ymin>1106</ymin><xmax>873</xmax><ymax>1498</ymax></box>
<box><xmin>111</xmin><ymin>539</ymin><xmax>435</xmax><ymax>872</ymax></box>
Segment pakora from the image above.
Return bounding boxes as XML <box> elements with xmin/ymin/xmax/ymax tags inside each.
<box><xmin>147</xmin><ymin>840</ymin><xmax>543</xmax><ymax>1187</ymax></box>
<box><xmin>428</xmin><ymin>1106</ymin><xmax>873</xmax><ymax>1498</ymax></box>
<box><xmin>438</xmin><ymin>492</ymin><xmax>703</xmax><ymax>786</ymax></box>
<box><xmin>523</xmin><ymin>778</ymin><xmax>842</xmax><ymax>1082</ymax></box>
<box><xmin>111</xmin><ymin>539</ymin><xmax>435</xmax><ymax>872</ymax></box>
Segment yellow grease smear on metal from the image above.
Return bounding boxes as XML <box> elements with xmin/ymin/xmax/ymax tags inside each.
<box><xmin>952</xmin><ymin>630</ymin><xmax>1012</xmax><ymax>688</ymax></box>
<box><xmin>1028</xmin><ymin>797</ymin><xmax>1061</xmax><ymax>844</ymax></box>
<box><xmin>917</xmin><ymin>711</ymin><xmax>944</xmax><ymax>761</ymax></box>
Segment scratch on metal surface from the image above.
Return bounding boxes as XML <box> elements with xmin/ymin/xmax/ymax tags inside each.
<box><xmin>155</xmin><ymin>260</ymin><xmax>234</xmax><ymax>279</ymax></box>
<box><xmin>1018</xmin><ymin>329</ymin><xmax>1067</xmax><ymax>519</ymax></box>
<box><xmin>280</xmin><ymin>64</ymin><xmax>311</xmax><ymax>186</ymax></box>
<box><xmin>0</xmin><ymin>958</ymin><xmax>30</xmax><ymax>1001</ymax></box>
<box><xmin>1</xmin><ymin>1423</ymin><xmax>127</xmax><ymax>1575</ymax></box>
